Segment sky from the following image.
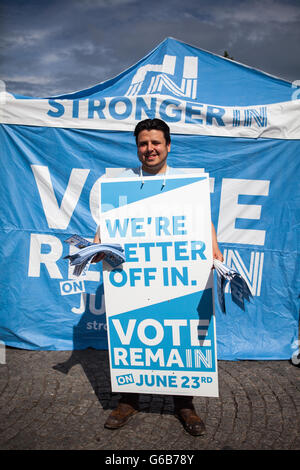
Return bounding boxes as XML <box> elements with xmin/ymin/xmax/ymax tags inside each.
<box><xmin>1</xmin><ymin>0</ymin><xmax>300</xmax><ymax>97</ymax></box>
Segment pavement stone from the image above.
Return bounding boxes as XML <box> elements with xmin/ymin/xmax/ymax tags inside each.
<box><xmin>0</xmin><ymin>347</ymin><xmax>299</xmax><ymax>451</ymax></box>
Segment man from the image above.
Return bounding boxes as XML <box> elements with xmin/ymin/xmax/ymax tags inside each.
<box><xmin>93</xmin><ymin>118</ymin><xmax>223</xmax><ymax>436</ymax></box>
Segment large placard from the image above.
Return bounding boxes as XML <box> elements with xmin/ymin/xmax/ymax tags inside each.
<box><xmin>100</xmin><ymin>173</ymin><xmax>218</xmax><ymax>397</ymax></box>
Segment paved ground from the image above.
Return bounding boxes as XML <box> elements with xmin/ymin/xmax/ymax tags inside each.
<box><xmin>0</xmin><ymin>347</ymin><xmax>299</xmax><ymax>451</ymax></box>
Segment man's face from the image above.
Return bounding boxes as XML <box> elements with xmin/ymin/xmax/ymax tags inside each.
<box><xmin>136</xmin><ymin>129</ymin><xmax>170</xmax><ymax>174</ymax></box>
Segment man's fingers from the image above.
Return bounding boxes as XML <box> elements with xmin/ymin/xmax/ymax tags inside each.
<box><xmin>91</xmin><ymin>253</ymin><xmax>106</xmax><ymax>263</ymax></box>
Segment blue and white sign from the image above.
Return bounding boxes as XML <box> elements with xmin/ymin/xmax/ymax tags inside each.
<box><xmin>100</xmin><ymin>174</ymin><xmax>218</xmax><ymax>396</ymax></box>
<box><xmin>0</xmin><ymin>37</ymin><xmax>299</xmax><ymax>360</ymax></box>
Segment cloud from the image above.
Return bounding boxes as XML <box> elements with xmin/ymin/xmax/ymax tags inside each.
<box><xmin>214</xmin><ymin>0</ymin><xmax>300</xmax><ymax>25</ymax></box>
<box><xmin>74</xmin><ymin>0</ymin><xmax>138</xmax><ymax>8</ymax></box>
<box><xmin>2</xmin><ymin>28</ymin><xmax>55</xmax><ymax>51</ymax></box>
<box><xmin>41</xmin><ymin>41</ymin><xmax>97</xmax><ymax>66</ymax></box>
<box><xmin>2</xmin><ymin>75</ymin><xmax>53</xmax><ymax>85</ymax></box>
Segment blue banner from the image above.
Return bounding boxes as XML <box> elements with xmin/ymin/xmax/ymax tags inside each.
<box><xmin>0</xmin><ymin>38</ymin><xmax>299</xmax><ymax>359</ymax></box>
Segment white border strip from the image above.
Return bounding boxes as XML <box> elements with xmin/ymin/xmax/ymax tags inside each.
<box><xmin>1</xmin><ymin>93</ymin><xmax>299</xmax><ymax>140</ymax></box>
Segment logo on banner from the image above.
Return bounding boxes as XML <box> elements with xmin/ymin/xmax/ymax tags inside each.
<box><xmin>125</xmin><ymin>54</ymin><xmax>198</xmax><ymax>100</ymax></box>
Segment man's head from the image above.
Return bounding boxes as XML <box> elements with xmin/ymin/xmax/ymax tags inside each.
<box><xmin>134</xmin><ymin>118</ymin><xmax>171</xmax><ymax>146</ymax></box>
<box><xmin>134</xmin><ymin>119</ymin><xmax>171</xmax><ymax>174</ymax></box>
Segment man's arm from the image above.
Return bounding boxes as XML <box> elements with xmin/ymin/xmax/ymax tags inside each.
<box><xmin>91</xmin><ymin>230</ymin><xmax>105</xmax><ymax>263</ymax></box>
<box><xmin>212</xmin><ymin>222</ymin><xmax>223</xmax><ymax>261</ymax></box>
<box><xmin>93</xmin><ymin>232</ymin><xmax>100</xmax><ymax>244</ymax></box>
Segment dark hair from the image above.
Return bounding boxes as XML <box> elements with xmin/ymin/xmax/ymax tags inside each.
<box><xmin>134</xmin><ymin>118</ymin><xmax>171</xmax><ymax>145</ymax></box>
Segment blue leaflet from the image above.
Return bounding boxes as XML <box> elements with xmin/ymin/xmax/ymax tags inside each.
<box><xmin>213</xmin><ymin>259</ymin><xmax>252</xmax><ymax>313</ymax></box>
<box><xmin>64</xmin><ymin>235</ymin><xmax>125</xmax><ymax>276</ymax></box>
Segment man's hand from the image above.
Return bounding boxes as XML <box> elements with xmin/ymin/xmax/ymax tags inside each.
<box><xmin>91</xmin><ymin>252</ymin><xmax>106</xmax><ymax>263</ymax></box>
